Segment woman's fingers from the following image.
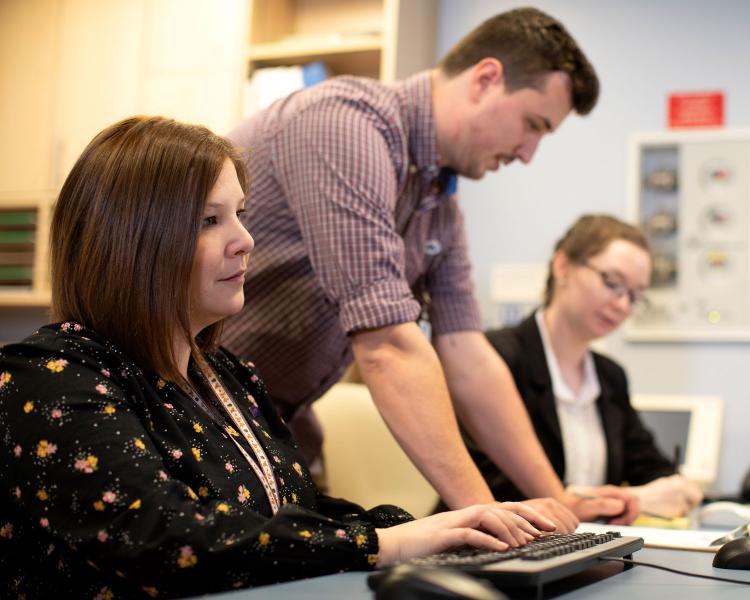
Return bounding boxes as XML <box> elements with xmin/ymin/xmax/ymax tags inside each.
<box><xmin>458</xmin><ymin>504</ymin><xmax>539</xmax><ymax>547</ymax></box>
<box><xmin>433</xmin><ymin>507</ymin><xmax>533</xmax><ymax>549</ymax></box>
<box><xmin>375</xmin><ymin>503</ymin><xmax>544</xmax><ymax>568</ymax></box>
<box><xmin>435</xmin><ymin>527</ymin><xmax>510</xmax><ymax>553</ymax></box>
<box><xmin>488</xmin><ymin>510</ymin><xmax>537</xmax><ymax>546</ymax></box>
<box><xmin>683</xmin><ymin>479</ymin><xmax>704</xmax><ymax>508</ymax></box>
<box><xmin>511</xmin><ymin>498</ymin><xmax>566</xmax><ymax>531</ymax></box>
<box><xmin>496</xmin><ymin>501</ymin><xmax>550</xmax><ymax>534</ymax></box>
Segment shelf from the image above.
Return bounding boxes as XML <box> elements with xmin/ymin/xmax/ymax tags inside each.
<box><xmin>247</xmin><ymin>33</ymin><xmax>382</xmax><ymax>62</ymax></box>
<box><xmin>0</xmin><ymin>290</ymin><xmax>51</xmax><ymax>307</ymax></box>
<box><xmin>245</xmin><ymin>0</ymin><xmax>437</xmax><ymax>84</ymax></box>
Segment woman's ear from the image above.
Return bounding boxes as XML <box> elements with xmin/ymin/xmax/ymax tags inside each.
<box><xmin>551</xmin><ymin>250</ymin><xmax>571</xmax><ymax>289</ymax></box>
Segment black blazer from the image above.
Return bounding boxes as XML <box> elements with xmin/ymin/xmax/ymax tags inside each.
<box><xmin>465</xmin><ymin>314</ymin><xmax>674</xmax><ymax>502</ymax></box>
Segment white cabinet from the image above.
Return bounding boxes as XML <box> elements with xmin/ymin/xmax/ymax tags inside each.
<box><xmin>140</xmin><ymin>0</ymin><xmax>247</xmax><ymax>135</ymax></box>
<box><xmin>0</xmin><ymin>0</ymin><xmax>60</xmax><ymax>193</ymax></box>
<box><xmin>51</xmin><ymin>0</ymin><xmax>146</xmax><ymax>188</ymax></box>
<box><xmin>0</xmin><ymin>0</ymin><xmax>247</xmax><ymax>307</ymax></box>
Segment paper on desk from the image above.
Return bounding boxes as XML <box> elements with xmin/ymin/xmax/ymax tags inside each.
<box><xmin>577</xmin><ymin>521</ymin><xmax>728</xmax><ymax>553</ymax></box>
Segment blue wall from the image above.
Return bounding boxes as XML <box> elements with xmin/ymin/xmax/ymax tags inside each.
<box><xmin>438</xmin><ymin>0</ymin><xmax>750</xmax><ymax>494</ymax></box>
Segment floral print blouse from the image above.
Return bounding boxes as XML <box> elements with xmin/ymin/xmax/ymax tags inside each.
<box><xmin>0</xmin><ymin>323</ymin><xmax>412</xmax><ymax>599</ymax></box>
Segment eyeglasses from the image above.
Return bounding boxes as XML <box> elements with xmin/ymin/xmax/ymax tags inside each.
<box><xmin>581</xmin><ymin>262</ymin><xmax>649</xmax><ymax>308</ymax></box>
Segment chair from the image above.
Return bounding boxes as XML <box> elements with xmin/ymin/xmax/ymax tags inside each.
<box><xmin>313</xmin><ymin>383</ymin><xmax>439</xmax><ymax>518</ymax></box>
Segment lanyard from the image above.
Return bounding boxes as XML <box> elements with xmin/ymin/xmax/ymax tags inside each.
<box><xmin>181</xmin><ymin>354</ymin><xmax>281</xmax><ymax>514</ymax></box>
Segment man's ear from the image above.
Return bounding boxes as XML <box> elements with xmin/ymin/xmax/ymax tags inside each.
<box><xmin>468</xmin><ymin>58</ymin><xmax>505</xmax><ymax>102</ymax></box>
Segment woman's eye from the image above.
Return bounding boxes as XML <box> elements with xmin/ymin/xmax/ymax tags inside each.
<box><xmin>202</xmin><ymin>216</ymin><xmax>218</xmax><ymax>227</ymax></box>
<box><xmin>236</xmin><ymin>209</ymin><xmax>246</xmax><ymax>218</ymax></box>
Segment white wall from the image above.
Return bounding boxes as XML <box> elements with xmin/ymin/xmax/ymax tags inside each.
<box><xmin>438</xmin><ymin>0</ymin><xmax>750</xmax><ymax>495</ymax></box>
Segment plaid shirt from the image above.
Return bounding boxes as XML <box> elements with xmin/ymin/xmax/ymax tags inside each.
<box><xmin>222</xmin><ymin>72</ymin><xmax>481</xmax><ymax>456</ymax></box>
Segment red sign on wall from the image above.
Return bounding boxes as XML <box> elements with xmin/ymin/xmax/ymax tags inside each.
<box><xmin>668</xmin><ymin>92</ymin><xmax>724</xmax><ymax>128</ymax></box>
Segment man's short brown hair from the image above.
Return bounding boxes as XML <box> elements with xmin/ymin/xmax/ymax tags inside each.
<box><xmin>50</xmin><ymin>116</ymin><xmax>246</xmax><ymax>382</ymax></box>
<box><xmin>439</xmin><ymin>7</ymin><xmax>599</xmax><ymax>115</ymax></box>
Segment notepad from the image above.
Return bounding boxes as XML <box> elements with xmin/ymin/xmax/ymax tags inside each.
<box><xmin>577</xmin><ymin>521</ymin><xmax>728</xmax><ymax>552</ymax></box>
<box><xmin>632</xmin><ymin>514</ymin><xmax>691</xmax><ymax>529</ymax></box>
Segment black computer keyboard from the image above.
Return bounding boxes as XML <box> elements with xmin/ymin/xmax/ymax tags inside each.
<box><xmin>368</xmin><ymin>532</ymin><xmax>643</xmax><ymax>596</ymax></box>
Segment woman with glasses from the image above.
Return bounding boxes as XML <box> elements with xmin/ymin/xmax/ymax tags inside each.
<box><xmin>459</xmin><ymin>214</ymin><xmax>702</xmax><ymax>520</ymax></box>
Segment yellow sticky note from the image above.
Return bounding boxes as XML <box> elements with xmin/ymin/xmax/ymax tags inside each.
<box><xmin>633</xmin><ymin>514</ymin><xmax>691</xmax><ymax>529</ymax></box>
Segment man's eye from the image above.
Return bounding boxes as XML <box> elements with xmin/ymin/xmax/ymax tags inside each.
<box><xmin>202</xmin><ymin>216</ymin><xmax>218</xmax><ymax>227</ymax></box>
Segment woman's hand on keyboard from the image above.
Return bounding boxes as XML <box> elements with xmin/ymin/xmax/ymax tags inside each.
<box><xmin>374</xmin><ymin>502</ymin><xmax>554</xmax><ymax>567</ymax></box>
<box><xmin>520</xmin><ymin>497</ymin><xmax>579</xmax><ymax>533</ymax></box>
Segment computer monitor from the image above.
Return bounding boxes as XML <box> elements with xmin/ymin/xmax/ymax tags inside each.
<box><xmin>630</xmin><ymin>394</ymin><xmax>723</xmax><ymax>489</ymax></box>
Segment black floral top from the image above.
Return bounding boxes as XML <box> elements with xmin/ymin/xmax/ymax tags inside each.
<box><xmin>0</xmin><ymin>323</ymin><xmax>412</xmax><ymax>599</ymax></box>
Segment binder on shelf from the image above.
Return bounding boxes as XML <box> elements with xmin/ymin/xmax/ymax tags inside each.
<box><xmin>0</xmin><ymin>266</ymin><xmax>33</xmax><ymax>286</ymax></box>
<box><xmin>243</xmin><ymin>61</ymin><xmax>329</xmax><ymax>116</ymax></box>
<box><xmin>0</xmin><ymin>251</ymin><xmax>34</xmax><ymax>266</ymax></box>
<box><xmin>0</xmin><ymin>210</ymin><xmax>36</xmax><ymax>225</ymax></box>
<box><xmin>0</xmin><ymin>208</ymin><xmax>38</xmax><ymax>288</ymax></box>
<box><xmin>0</xmin><ymin>230</ymin><xmax>36</xmax><ymax>244</ymax></box>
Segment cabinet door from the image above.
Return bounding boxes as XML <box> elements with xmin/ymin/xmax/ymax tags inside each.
<box><xmin>140</xmin><ymin>0</ymin><xmax>247</xmax><ymax>135</ymax></box>
<box><xmin>0</xmin><ymin>0</ymin><xmax>60</xmax><ymax>193</ymax></box>
<box><xmin>52</xmin><ymin>0</ymin><xmax>146</xmax><ymax>187</ymax></box>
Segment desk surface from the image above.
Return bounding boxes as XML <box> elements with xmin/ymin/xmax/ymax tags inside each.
<box><xmin>205</xmin><ymin>547</ymin><xmax>750</xmax><ymax>599</ymax></box>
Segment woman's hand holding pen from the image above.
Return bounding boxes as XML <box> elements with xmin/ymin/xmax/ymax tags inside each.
<box><xmin>629</xmin><ymin>475</ymin><xmax>704</xmax><ymax>519</ymax></box>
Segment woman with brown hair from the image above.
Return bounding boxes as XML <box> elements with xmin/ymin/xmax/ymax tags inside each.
<box><xmin>0</xmin><ymin>116</ymin><xmax>552</xmax><ymax>598</ymax></box>
<box><xmin>460</xmin><ymin>215</ymin><xmax>703</xmax><ymax>520</ymax></box>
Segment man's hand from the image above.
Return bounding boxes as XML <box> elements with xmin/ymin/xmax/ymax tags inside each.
<box><xmin>564</xmin><ymin>485</ymin><xmax>640</xmax><ymax>525</ymax></box>
<box><xmin>520</xmin><ymin>497</ymin><xmax>578</xmax><ymax>533</ymax></box>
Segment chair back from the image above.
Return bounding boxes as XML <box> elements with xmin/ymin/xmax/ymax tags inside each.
<box><xmin>314</xmin><ymin>383</ymin><xmax>439</xmax><ymax>518</ymax></box>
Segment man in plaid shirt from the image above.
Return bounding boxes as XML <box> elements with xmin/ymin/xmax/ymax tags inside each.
<box><xmin>223</xmin><ymin>7</ymin><xmax>639</xmax><ymax>530</ymax></box>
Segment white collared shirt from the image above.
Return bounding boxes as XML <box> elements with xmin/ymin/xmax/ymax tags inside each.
<box><xmin>535</xmin><ymin>310</ymin><xmax>607</xmax><ymax>487</ymax></box>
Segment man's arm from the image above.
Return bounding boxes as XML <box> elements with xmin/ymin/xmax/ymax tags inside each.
<box><xmin>435</xmin><ymin>329</ymin><xmax>635</xmax><ymax>523</ymax></box>
<box><xmin>352</xmin><ymin>321</ymin><xmax>494</xmax><ymax>510</ymax></box>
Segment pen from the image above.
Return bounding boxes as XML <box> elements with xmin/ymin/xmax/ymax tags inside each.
<box><xmin>639</xmin><ymin>510</ymin><xmax>681</xmax><ymax>520</ymax></box>
<box><xmin>672</xmin><ymin>444</ymin><xmax>681</xmax><ymax>475</ymax></box>
<box><xmin>571</xmin><ymin>491</ymin><xmax>597</xmax><ymax>501</ymax></box>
